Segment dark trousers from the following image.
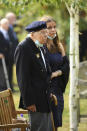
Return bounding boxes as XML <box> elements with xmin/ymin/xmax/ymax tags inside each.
<box><xmin>8</xmin><ymin>63</ymin><xmax>13</xmax><ymax>90</ymax></box>
<box><xmin>0</xmin><ymin>65</ymin><xmax>7</xmax><ymax>91</ymax></box>
<box><xmin>28</xmin><ymin>112</ymin><xmax>53</xmax><ymax>131</ymax></box>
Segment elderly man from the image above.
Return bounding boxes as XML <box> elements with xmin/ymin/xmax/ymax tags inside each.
<box><xmin>0</xmin><ymin>18</ymin><xmax>10</xmax><ymax>91</ymax></box>
<box><xmin>6</xmin><ymin>12</ymin><xmax>19</xmax><ymax>91</ymax></box>
<box><xmin>15</xmin><ymin>21</ymin><xmax>53</xmax><ymax>131</ymax></box>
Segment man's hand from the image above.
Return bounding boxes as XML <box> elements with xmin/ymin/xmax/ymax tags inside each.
<box><xmin>27</xmin><ymin>104</ymin><xmax>36</xmax><ymax>112</ymax></box>
<box><xmin>0</xmin><ymin>54</ymin><xmax>4</xmax><ymax>59</ymax></box>
<box><xmin>50</xmin><ymin>93</ymin><xmax>58</xmax><ymax>106</ymax></box>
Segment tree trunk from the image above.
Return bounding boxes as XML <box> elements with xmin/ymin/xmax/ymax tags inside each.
<box><xmin>75</xmin><ymin>8</ymin><xmax>79</xmax><ymax>77</ymax></box>
<box><xmin>69</xmin><ymin>4</ymin><xmax>79</xmax><ymax>131</ymax></box>
<box><xmin>74</xmin><ymin>7</ymin><xmax>80</xmax><ymax>124</ymax></box>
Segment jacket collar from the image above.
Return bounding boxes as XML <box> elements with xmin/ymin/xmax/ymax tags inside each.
<box><xmin>26</xmin><ymin>37</ymin><xmax>47</xmax><ymax>72</ymax></box>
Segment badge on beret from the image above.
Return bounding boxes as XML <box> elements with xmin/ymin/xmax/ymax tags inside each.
<box><xmin>36</xmin><ymin>53</ymin><xmax>40</xmax><ymax>58</ymax></box>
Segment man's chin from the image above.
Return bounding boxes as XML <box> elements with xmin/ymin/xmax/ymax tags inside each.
<box><xmin>43</xmin><ymin>42</ymin><xmax>47</xmax><ymax>45</ymax></box>
<box><xmin>42</xmin><ymin>41</ymin><xmax>47</xmax><ymax>45</ymax></box>
<box><xmin>42</xmin><ymin>41</ymin><xmax>46</xmax><ymax>45</ymax></box>
<box><xmin>41</xmin><ymin>43</ymin><xmax>45</xmax><ymax>45</ymax></box>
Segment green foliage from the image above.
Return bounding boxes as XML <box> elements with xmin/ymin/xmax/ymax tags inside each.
<box><xmin>0</xmin><ymin>1</ymin><xmax>70</xmax><ymax>41</ymax></box>
<box><xmin>0</xmin><ymin>0</ymin><xmax>87</xmax><ymax>45</ymax></box>
<box><xmin>0</xmin><ymin>0</ymin><xmax>87</xmax><ymax>10</ymax></box>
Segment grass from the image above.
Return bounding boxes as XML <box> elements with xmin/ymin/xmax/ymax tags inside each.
<box><xmin>13</xmin><ymin>66</ymin><xmax>87</xmax><ymax>131</ymax></box>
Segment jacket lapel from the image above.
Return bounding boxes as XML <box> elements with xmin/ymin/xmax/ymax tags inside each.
<box><xmin>26</xmin><ymin>37</ymin><xmax>47</xmax><ymax>72</ymax></box>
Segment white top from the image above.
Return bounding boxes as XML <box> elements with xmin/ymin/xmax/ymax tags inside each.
<box><xmin>0</xmin><ymin>27</ymin><xmax>9</xmax><ymax>40</ymax></box>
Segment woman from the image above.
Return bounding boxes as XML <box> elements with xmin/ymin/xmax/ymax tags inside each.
<box><xmin>41</xmin><ymin>16</ymin><xmax>70</xmax><ymax>131</ymax></box>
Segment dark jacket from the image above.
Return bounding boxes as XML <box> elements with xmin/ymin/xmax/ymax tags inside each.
<box><xmin>60</xmin><ymin>55</ymin><xmax>70</xmax><ymax>93</ymax></box>
<box><xmin>14</xmin><ymin>37</ymin><xmax>51</xmax><ymax>113</ymax></box>
<box><xmin>8</xmin><ymin>25</ymin><xmax>18</xmax><ymax>64</ymax></box>
<box><xmin>0</xmin><ymin>31</ymin><xmax>10</xmax><ymax>66</ymax></box>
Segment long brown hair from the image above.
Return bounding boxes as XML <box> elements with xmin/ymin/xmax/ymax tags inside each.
<box><xmin>41</xmin><ymin>16</ymin><xmax>60</xmax><ymax>53</ymax></box>
<box><xmin>46</xmin><ymin>33</ymin><xmax>60</xmax><ymax>53</ymax></box>
<box><xmin>53</xmin><ymin>32</ymin><xmax>59</xmax><ymax>50</ymax></box>
<box><xmin>40</xmin><ymin>15</ymin><xmax>56</xmax><ymax>23</ymax></box>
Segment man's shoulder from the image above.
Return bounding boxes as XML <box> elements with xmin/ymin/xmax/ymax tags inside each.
<box><xmin>0</xmin><ymin>31</ymin><xmax>3</xmax><ymax>36</ymax></box>
<box><xmin>14</xmin><ymin>37</ymin><xmax>33</xmax><ymax>60</ymax></box>
<box><xmin>0</xmin><ymin>31</ymin><xmax>5</xmax><ymax>40</ymax></box>
<box><xmin>17</xmin><ymin>37</ymin><xmax>33</xmax><ymax>51</ymax></box>
<box><xmin>20</xmin><ymin>37</ymin><xmax>32</xmax><ymax>45</ymax></box>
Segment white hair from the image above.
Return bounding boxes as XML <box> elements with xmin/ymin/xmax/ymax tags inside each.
<box><xmin>0</xmin><ymin>18</ymin><xmax>9</xmax><ymax>25</ymax></box>
<box><xmin>6</xmin><ymin>12</ymin><xmax>16</xmax><ymax>19</ymax></box>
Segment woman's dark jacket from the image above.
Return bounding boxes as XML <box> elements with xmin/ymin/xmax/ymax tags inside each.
<box><xmin>45</xmin><ymin>47</ymin><xmax>70</xmax><ymax>94</ymax></box>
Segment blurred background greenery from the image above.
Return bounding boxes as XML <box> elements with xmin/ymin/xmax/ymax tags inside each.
<box><xmin>0</xmin><ymin>1</ymin><xmax>87</xmax><ymax>56</ymax></box>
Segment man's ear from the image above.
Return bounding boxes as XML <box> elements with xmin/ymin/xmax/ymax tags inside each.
<box><xmin>31</xmin><ymin>32</ymin><xmax>33</xmax><ymax>37</ymax></box>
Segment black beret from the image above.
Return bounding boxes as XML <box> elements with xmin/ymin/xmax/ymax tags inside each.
<box><xmin>25</xmin><ymin>21</ymin><xmax>47</xmax><ymax>32</ymax></box>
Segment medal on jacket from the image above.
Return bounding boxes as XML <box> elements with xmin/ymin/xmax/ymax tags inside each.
<box><xmin>36</xmin><ymin>53</ymin><xmax>40</xmax><ymax>58</ymax></box>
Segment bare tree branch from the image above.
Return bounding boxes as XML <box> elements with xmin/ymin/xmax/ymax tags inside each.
<box><xmin>65</xmin><ymin>2</ymin><xmax>71</xmax><ymax>15</ymax></box>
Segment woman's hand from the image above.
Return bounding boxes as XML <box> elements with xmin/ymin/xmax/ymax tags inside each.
<box><xmin>51</xmin><ymin>70</ymin><xmax>62</xmax><ymax>79</ymax></box>
<box><xmin>0</xmin><ymin>54</ymin><xmax>4</xmax><ymax>59</ymax></box>
<box><xmin>58</xmin><ymin>42</ymin><xmax>65</xmax><ymax>56</ymax></box>
<box><xmin>27</xmin><ymin>104</ymin><xmax>36</xmax><ymax>112</ymax></box>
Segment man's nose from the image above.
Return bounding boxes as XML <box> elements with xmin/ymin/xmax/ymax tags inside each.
<box><xmin>46</xmin><ymin>29</ymin><xmax>49</xmax><ymax>35</ymax></box>
<box><xmin>44</xmin><ymin>33</ymin><xmax>48</xmax><ymax>38</ymax></box>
